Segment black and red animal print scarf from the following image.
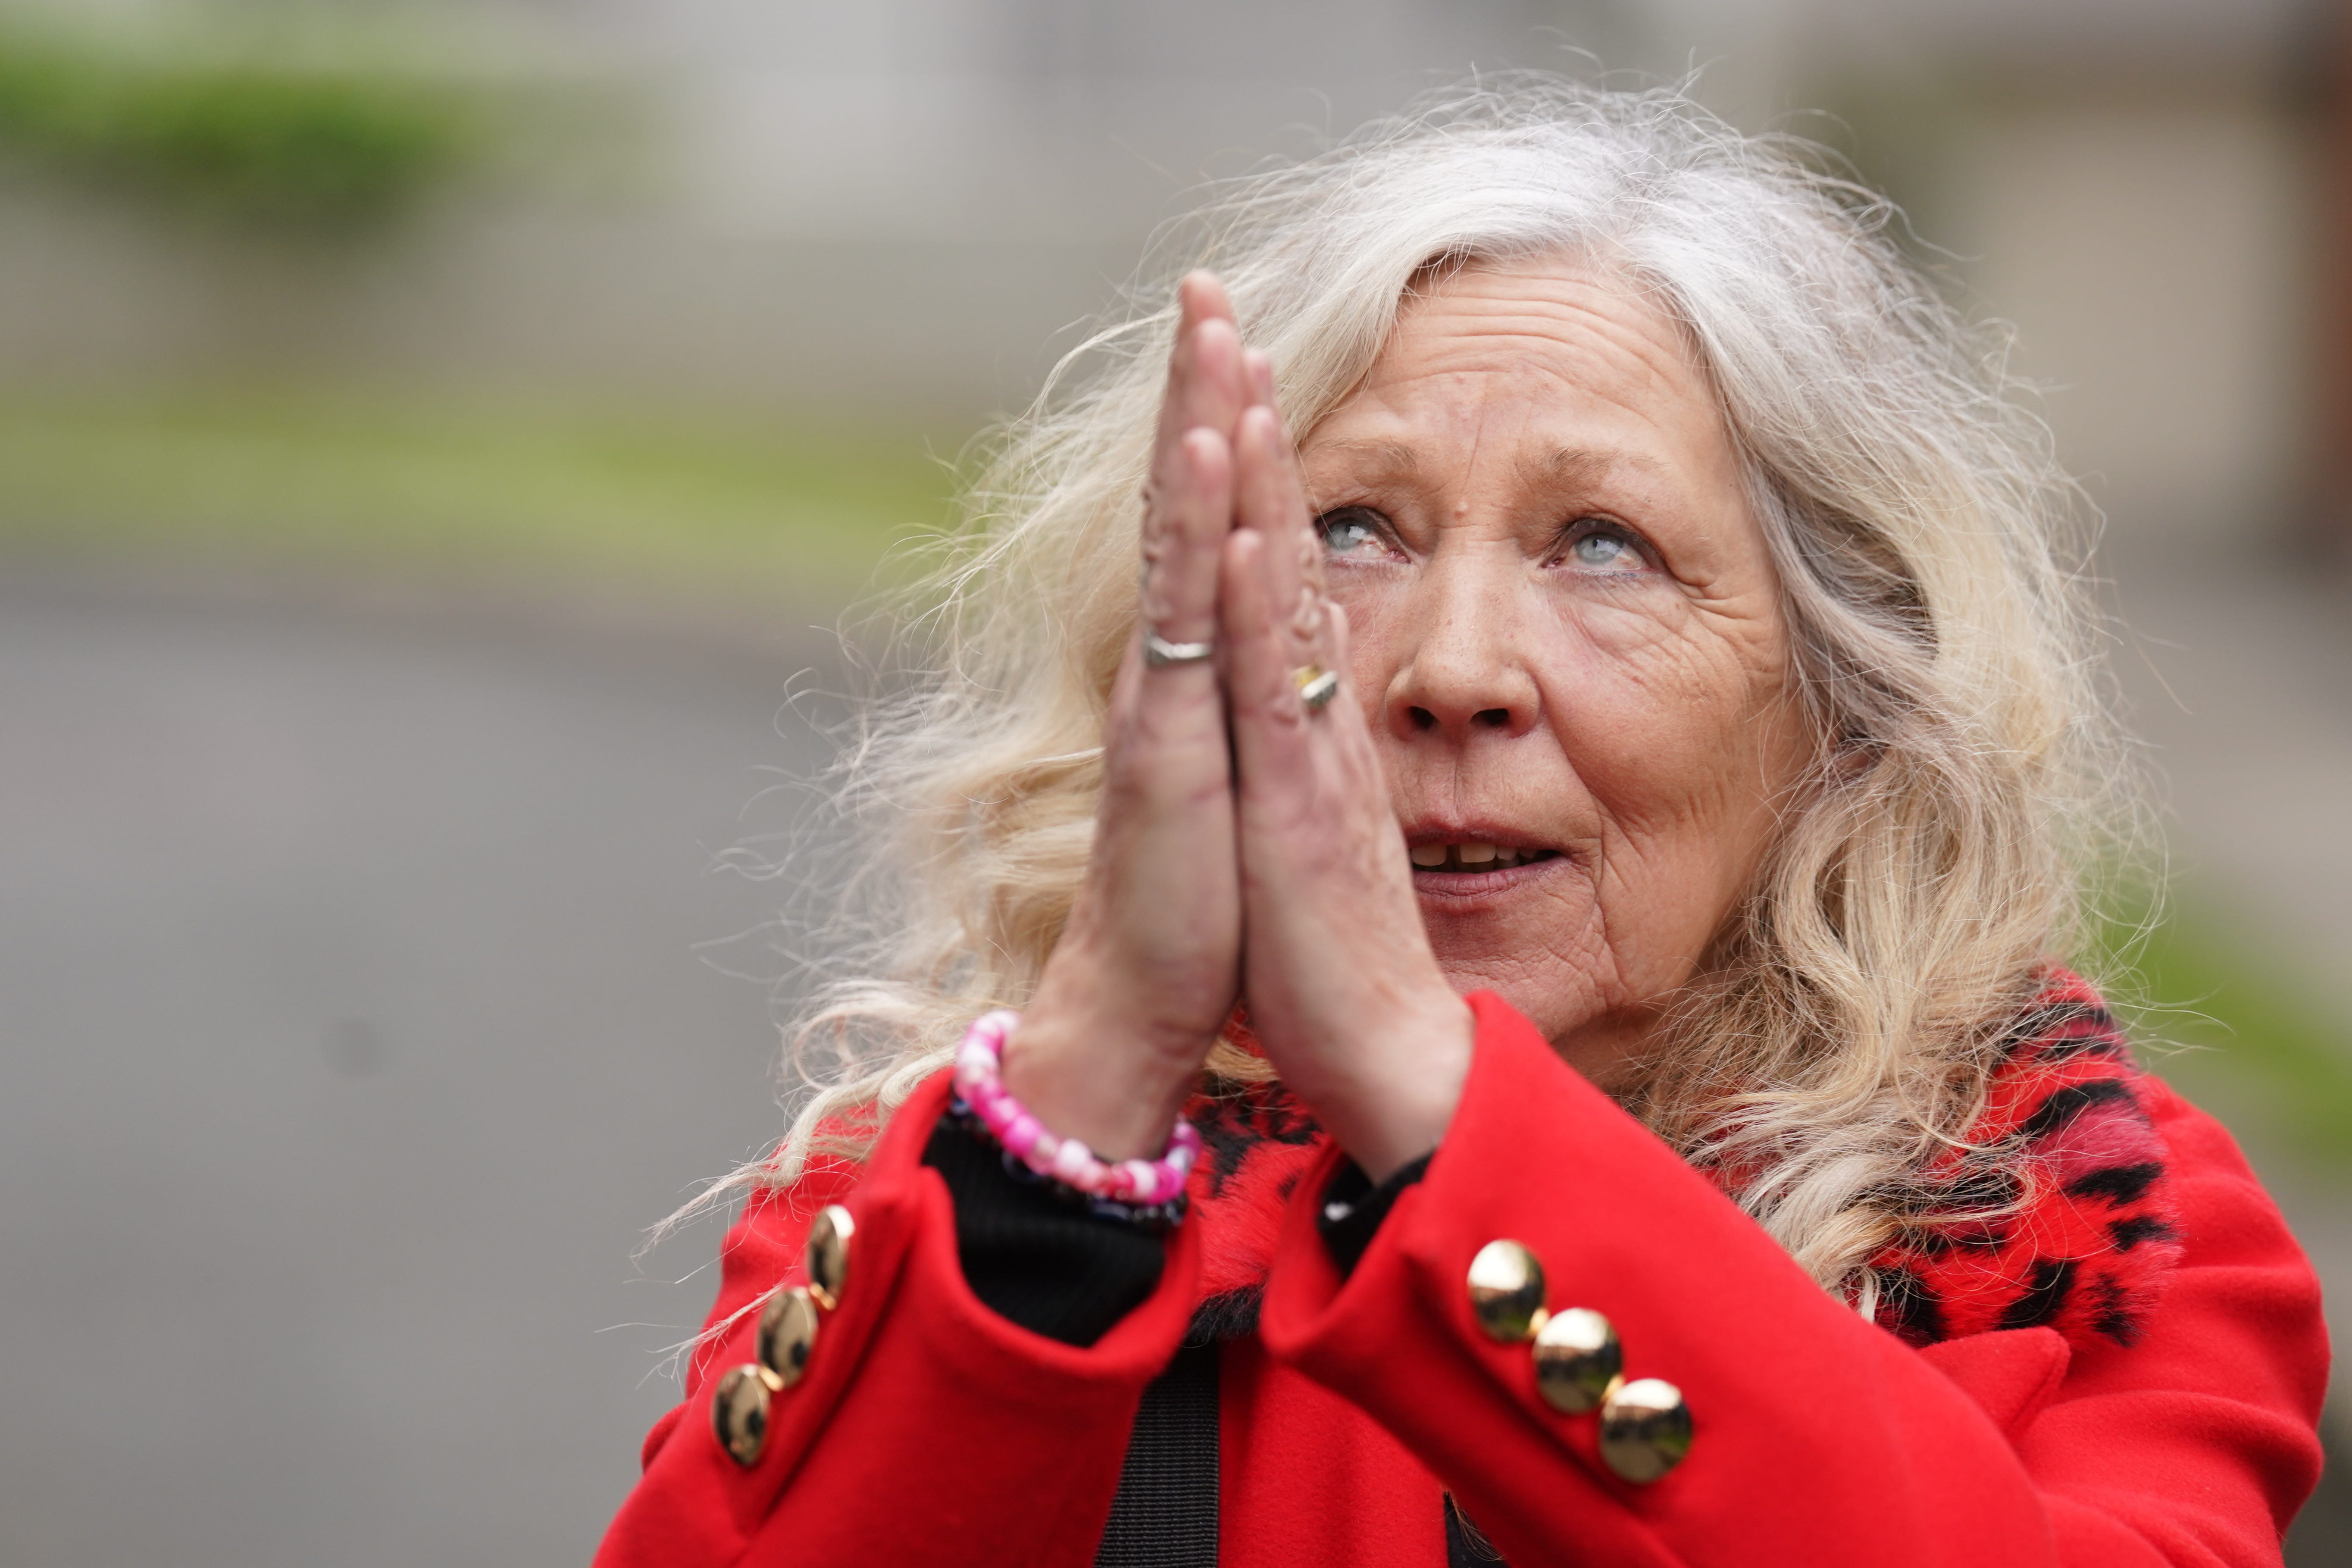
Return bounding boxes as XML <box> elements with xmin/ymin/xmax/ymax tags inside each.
<box><xmin>1865</xmin><ymin>972</ymin><xmax>2182</xmax><ymax>1347</ymax></box>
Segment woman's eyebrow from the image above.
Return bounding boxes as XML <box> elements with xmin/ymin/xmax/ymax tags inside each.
<box><xmin>1529</xmin><ymin>446</ymin><xmax>1666</xmax><ymax>489</ymax></box>
<box><xmin>1301</xmin><ymin>437</ymin><xmax>1420</xmax><ymax>483</ymax></box>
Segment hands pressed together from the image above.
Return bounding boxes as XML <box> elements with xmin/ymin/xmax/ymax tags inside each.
<box><xmin>1004</xmin><ymin>275</ymin><xmax>1474</xmax><ymax>1183</ymax></box>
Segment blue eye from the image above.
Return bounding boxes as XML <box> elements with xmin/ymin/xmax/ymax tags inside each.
<box><xmin>1567</xmin><ymin>527</ymin><xmax>1644</xmax><ymax>571</ymax></box>
<box><xmin>1317</xmin><ymin>508</ymin><xmax>1386</xmax><ymax>557</ymax></box>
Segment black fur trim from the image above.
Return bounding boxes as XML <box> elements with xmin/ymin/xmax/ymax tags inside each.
<box><xmin>2108</xmin><ymin>1214</ymin><xmax>2177</xmax><ymax>1253</ymax></box>
<box><xmin>2064</xmin><ymin>1161</ymin><xmax>2163</xmax><ymax>1205</ymax></box>
<box><xmin>2089</xmin><ymin>1271</ymin><xmax>2140</xmax><ymax>1345</ymax></box>
<box><xmin>1880</xmin><ymin>1267</ymin><xmax>1949</xmax><ymax>1345</ymax></box>
<box><xmin>1184</xmin><ymin>1285</ymin><xmax>1263</xmax><ymax>1347</ymax></box>
<box><xmin>1996</xmin><ymin>1258</ymin><xmax>2078</xmax><ymax>1331</ymax></box>
<box><xmin>2017</xmin><ymin>1078</ymin><xmax>2136</xmax><ymax>1142</ymax></box>
<box><xmin>1999</xmin><ymin>1002</ymin><xmax>2121</xmax><ymax>1058</ymax></box>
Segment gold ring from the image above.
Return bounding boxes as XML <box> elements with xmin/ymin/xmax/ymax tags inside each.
<box><xmin>1292</xmin><ymin>664</ymin><xmax>1340</xmax><ymax>711</ymax></box>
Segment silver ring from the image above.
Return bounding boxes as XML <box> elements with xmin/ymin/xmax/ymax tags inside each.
<box><xmin>1293</xmin><ymin>664</ymin><xmax>1340</xmax><ymax>711</ymax></box>
<box><xmin>1144</xmin><ymin>632</ymin><xmax>1215</xmax><ymax>667</ymax></box>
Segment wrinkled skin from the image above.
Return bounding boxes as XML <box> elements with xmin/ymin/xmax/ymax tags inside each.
<box><xmin>1006</xmin><ymin>257</ymin><xmax>1816</xmax><ymax>1179</ymax></box>
<box><xmin>1300</xmin><ymin>260</ymin><xmax>1817</xmax><ymax>1092</ymax></box>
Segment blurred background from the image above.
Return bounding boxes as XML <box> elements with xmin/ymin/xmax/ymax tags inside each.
<box><xmin>0</xmin><ymin>0</ymin><xmax>2346</xmax><ymax>1563</ymax></box>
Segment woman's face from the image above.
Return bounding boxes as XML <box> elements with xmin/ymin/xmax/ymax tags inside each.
<box><xmin>1300</xmin><ymin>255</ymin><xmax>1815</xmax><ymax>1082</ymax></box>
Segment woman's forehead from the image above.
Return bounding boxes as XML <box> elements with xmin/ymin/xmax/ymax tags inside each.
<box><xmin>1304</xmin><ymin>259</ymin><xmax>1733</xmax><ymax>487</ymax></box>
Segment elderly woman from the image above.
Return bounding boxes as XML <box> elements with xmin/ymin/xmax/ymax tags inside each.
<box><xmin>595</xmin><ymin>82</ymin><xmax>2325</xmax><ymax>1567</ymax></box>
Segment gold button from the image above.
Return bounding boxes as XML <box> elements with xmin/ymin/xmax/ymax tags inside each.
<box><xmin>1533</xmin><ymin>1307</ymin><xmax>1624</xmax><ymax>1414</ymax></box>
<box><xmin>758</xmin><ymin>1286</ymin><xmax>822</xmax><ymax>1389</ymax></box>
<box><xmin>1599</xmin><ymin>1377</ymin><xmax>1692</xmax><ymax>1483</ymax></box>
<box><xmin>804</xmin><ymin>1204</ymin><xmax>854</xmax><ymax>1311</ymax></box>
<box><xmin>712</xmin><ymin>1364</ymin><xmax>773</xmax><ymax>1467</ymax></box>
<box><xmin>1466</xmin><ymin>1239</ymin><xmax>1548</xmax><ymax>1343</ymax></box>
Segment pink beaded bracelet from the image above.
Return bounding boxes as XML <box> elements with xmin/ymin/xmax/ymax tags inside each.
<box><xmin>951</xmin><ymin>1009</ymin><xmax>1201</xmax><ymax>1207</ymax></box>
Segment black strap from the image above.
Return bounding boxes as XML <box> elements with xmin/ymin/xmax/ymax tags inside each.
<box><xmin>1095</xmin><ymin>1342</ymin><xmax>1220</xmax><ymax>1568</ymax></box>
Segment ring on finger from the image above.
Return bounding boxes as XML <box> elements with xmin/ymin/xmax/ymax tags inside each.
<box><xmin>1292</xmin><ymin>663</ymin><xmax>1340</xmax><ymax>711</ymax></box>
<box><xmin>1145</xmin><ymin>631</ymin><xmax>1215</xmax><ymax>667</ymax></box>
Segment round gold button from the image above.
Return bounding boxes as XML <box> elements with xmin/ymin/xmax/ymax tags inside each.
<box><xmin>1533</xmin><ymin>1306</ymin><xmax>1623</xmax><ymax>1414</ymax></box>
<box><xmin>1466</xmin><ymin>1239</ymin><xmax>1548</xmax><ymax>1343</ymax></box>
<box><xmin>804</xmin><ymin>1204</ymin><xmax>855</xmax><ymax>1311</ymax></box>
<box><xmin>712</xmin><ymin>1363</ymin><xmax>773</xmax><ymax>1468</ymax></box>
<box><xmin>758</xmin><ymin>1286</ymin><xmax>821</xmax><ymax>1389</ymax></box>
<box><xmin>1599</xmin><ymin>1377</ymin><xmax>1692</xmax><ymax>1483</ymax></box>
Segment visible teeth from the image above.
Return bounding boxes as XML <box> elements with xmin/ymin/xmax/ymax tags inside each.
<box><xmin>1411</xmin><ymin>840</ymin><xmax>1549</xmax><ymax>872</ymax></box>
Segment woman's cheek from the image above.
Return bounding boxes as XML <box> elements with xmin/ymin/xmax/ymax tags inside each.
<box><xmin>1329</xmin><ymin>577</ymin><xmax>1403</xmax><ymax>688</ymax></box>
<box><xmin>1571</xmin><ymin>594</ymin><xmax>1782</xmax><ymax>741</ymax></box>
<box><xmin>1541</xmin><ymin>668</ymin><xmax>1735</xmax><ymax>825</ymax></box>
<box><xmin>1548</xmin><ymin>634</ymin><xmax>1793</xmax><ymax>936</ymax></box>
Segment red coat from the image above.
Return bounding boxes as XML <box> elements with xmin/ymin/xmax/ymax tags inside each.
<box><xmin>594</xmin><ymin>992</ymin><xmax>2328</xmax><ymax>1567</ymax></box>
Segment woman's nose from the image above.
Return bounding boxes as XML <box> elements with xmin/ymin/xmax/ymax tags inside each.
<box><xmin>1382</xmin><ymin>563</ymin><xmax>1542</xmax><ymax>742</ymax></box>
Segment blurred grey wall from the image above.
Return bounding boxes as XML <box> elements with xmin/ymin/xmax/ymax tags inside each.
<box><xmin>0</xmin><ymin>0</ymin><xmax>2321</xmax><ymax>535</ymax></box>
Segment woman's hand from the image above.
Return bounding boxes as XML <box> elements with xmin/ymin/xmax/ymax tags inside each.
<box><xmin>1220</xmin><ymin>398</ymin><xmax>1475</xmax><ymax>1180</ymax></box>
<box><xmin>1001</xmin><ymin>275</ymin><xmax>1256</xmax><ymax>1161</ymax></box>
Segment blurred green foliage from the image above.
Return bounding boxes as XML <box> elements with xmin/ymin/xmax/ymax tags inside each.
<box><xmin>0</xmin><ymin>391</ymin><xmax>958</xmax><ymax>607</ymax></box>
<box><xmin>0</xmin><ymin>26</ymin><xmax>478</xmax><ymax>230</ymax></box>
<box><xmin>2107</xmin><ymin>898</ymin><xmax>2352</xmax><ymax>1172</ymax></box>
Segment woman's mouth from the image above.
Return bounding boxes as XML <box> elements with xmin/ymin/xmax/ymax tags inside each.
<box><xmin>1407</xmin><ymin>841</ymin><xmax>1562</xmax><ymax>876</ymax></box>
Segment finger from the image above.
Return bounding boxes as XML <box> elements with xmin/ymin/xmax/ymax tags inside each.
<box><xmin>1107</xmin><ymin>432</ymin><xmax>1239</xmax><ymax>818</ymax></box>
<box><xmin>1146</xmin><ymin>316</ymin><xmax>1240</xmax><ymax>521</ymax></box>
<box><xmin>1220</xmin><ymin>527</ymin><xmax>1318</xmax><ymax>807</ymax></box>
<box><xmin>1313</xmin><ymin>599</ymin><xmax>1398</xmax><ymax>851</ymax></box>
<box><xmin>1233</xmin><ymin>404</ymin><xmax>1326</xmax><ymax>667</ymax></box>
<box><xmin>1143</xmin><ymin>279</ymin><xmax>1245</xmax><ymax>613</ymax></box>
<box><xmin>1235</xmin><ymin>352</ymin><xmax>1315</xmax><ymax>570</ymax></box>
<box><xmin>1150</xmin><ymin>273</ymin><xmax>1243</xmax><ymax>465</ymax></box>
<box><xmin>1106</xmin><ymin>433</ymin><xmax>1237</xmax><ymax>818</ymax></box>
<box><xmin>1138</xmin><ymin>427</ymin><xmax>1234</xmax><ymax>650</ymax></box>
<box><xmin>1320</xmin><ymin>598</ymin><xmax>1355</xmax><ymax>725</ymax></box>
<box><xmin>1242</xmin><ymin>346</ymin><xmax>1276</xmax><ymax>410</ymax></box>
<box><xmin>1309</xmin><ymin>600</ymin><xmax>1396</xmax><ymax>852</ymax></box>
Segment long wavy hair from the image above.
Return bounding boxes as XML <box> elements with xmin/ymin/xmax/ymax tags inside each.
<box><xmin>698</xmin><ymin>75</ymin><xmax>2141</xmax><ymax>1314</ymax></box>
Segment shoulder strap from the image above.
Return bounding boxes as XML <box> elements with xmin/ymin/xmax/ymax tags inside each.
<box><xmin>1096</xmin><ymin>1343</ymin><xmax>1220</xmax><ymax>1568</ymax></box>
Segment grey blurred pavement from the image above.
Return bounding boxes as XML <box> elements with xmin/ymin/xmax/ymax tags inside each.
<box><xmin>0</xmin><ymin>572</ymin><xmax>831</xmax><ymax>1567</ymax></box>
